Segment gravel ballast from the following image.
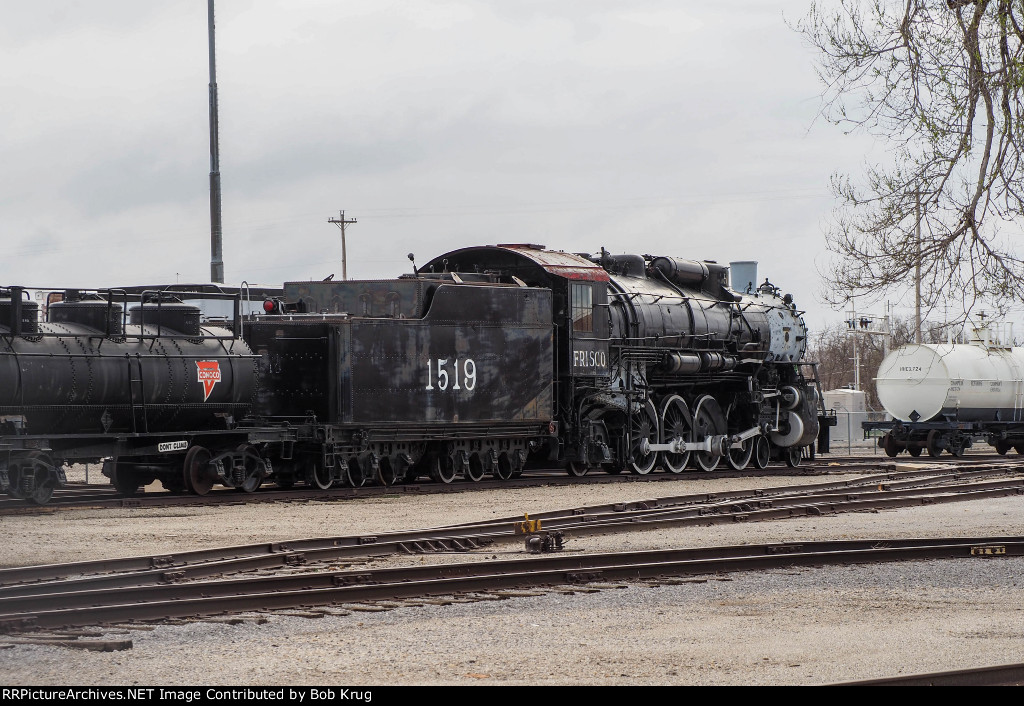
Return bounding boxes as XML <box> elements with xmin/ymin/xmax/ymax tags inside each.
<box><xmin>2</xmin><ymin>468</ymin><xmax>1023</xmax><ymax>686</ymax></box>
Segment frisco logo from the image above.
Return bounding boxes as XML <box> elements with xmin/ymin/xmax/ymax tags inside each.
<box><xmin>196</xmin><ymin>361</ymin><xmax>222</xmax><ymax>401</ymax></box>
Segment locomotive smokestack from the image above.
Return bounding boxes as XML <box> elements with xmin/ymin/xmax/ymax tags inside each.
<box><xmin>729</xmin><ymin>261</ymin><xmax>757</xmax><ymax>294</ymax></box>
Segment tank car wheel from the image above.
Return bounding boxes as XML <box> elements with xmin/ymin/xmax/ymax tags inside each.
<box><xmin>184</xmin><ymin>446</ymin><xmax>215</xmax><ymax>496</ymax></box>
<box><xmin>429</xmin><ymin>455</ymin><xmax>458</xmax><ymax>484</ymax></box>
<box><xmin>110</xmin><ymin>460</ymin><xmax>144</xmax><ymax>497</ymax></box>
<box><xmin>950</xmin><ymin>442</ymin><xmax>966</xmax><ymax>458</ymax></box>
<box><xmin>235</xmin><ymin>444</ymin><xmax>264</xmax><ymax>493</ymax></box>
<box><xmin>753</xmin><ymin>436</ymin><xmax>771</xmax><ymax>469</ymax></box>
<box><xmin>493</xmin><ymin>452</ymin><xmax>514</xmax><ymax>481</ymax></box>
<box><xmin>465</xmin><ymin>453</ymin><xmax>486</xmax><ymax>482</ymax></box>
<box><xmin>784</xmin><ymin>446</ymin><xmax>802</xmax><ymax>468</ymax></box>
<box><xmin>625</xmin><ymin>399</ymin><xmax>659</xmax><ymax>475</ymax></box>
<box><xmin>995</xmin><ymin>440</ymin><xmax>1011</xmax><ymax>455</ymax></box>
<box><xmin>691</xmin><ymin>395</ymin><xmax>726</xmax><ymax>472</ymax></box>
<box><xmin>12</xmin><ymin>451</ymin><xmax>57</xmax><ymax>505</ymax></box>
<box><xmin>882</xmin><ymin>433</ymin><xmax>901</xmax><ymax>458</ymax></box>
<box><xmin>926</xmin><ymin>430</ymin><xmax>943</xmax><ymax>458</ymax></box>
<box><xmin>907</xmin><ymin>446</ymin><xmax>923</xmax><ymax>457</ymax></box>
<box><xmin>726</xmin><ymin>439</ymin><xmax>754</xmax><ymax>471</ymax></box>
<box><xmin>566</xmin><ymin>461</ymin><xmax>589</xmax><ymax>477</ymax></box>
<box><xmin>659</xmin><ymin>395</ymin><xmax>692</xmax><ymax>474</ymax></box>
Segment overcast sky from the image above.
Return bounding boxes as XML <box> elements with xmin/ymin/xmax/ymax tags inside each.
<box><xmin>0</xmin><ymin>1</ymin><xmax>895</xmax><ymax>334</ymax></box>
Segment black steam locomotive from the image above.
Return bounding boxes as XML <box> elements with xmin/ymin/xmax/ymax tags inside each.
<box><xmin>0</xmin><ymin>245</ymin><xmax>829</xmax><ymax>504</ymax></box>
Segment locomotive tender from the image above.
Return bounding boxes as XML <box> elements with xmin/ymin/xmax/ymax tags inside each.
<box><xmin>0</xmin><ymin>244</ymin><xmax>828</xmax><ymax>504</ymax></box>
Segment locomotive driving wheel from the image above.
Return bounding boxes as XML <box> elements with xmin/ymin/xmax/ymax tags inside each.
<box><xmin>659</xmin><ymin>395</ymin><xmax>692</xmax><ymax>474</ymax></box>
<box><xmin>691</xmin><ymin>395</ymin><xmax>726</xmax><ymax>472</ymax></box>
<box><xmin>184</xmin><ymin>446</ymin><xmax>215</xmax><ymax>496</ymax></box>
<box><xmin>625</xmin><ymin>398</ymin><xmax>659</xmax><ymax>475</ymax></box>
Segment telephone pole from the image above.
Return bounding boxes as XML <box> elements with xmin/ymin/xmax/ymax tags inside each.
<box><xmin>914</xmin><ymin>189</ymin><xmax>922</xmax><ymax>344</ymax></box>
<box><xmin>328</xmin><ymin>211</ymin><xmax>357</xmax><ymax>280</ymax></box>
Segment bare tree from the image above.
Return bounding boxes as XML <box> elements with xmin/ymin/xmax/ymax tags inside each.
<box><xmin>796</xmin><ymin>0</ymin><xmax>1024</xmax><ymax>319</ymax></box>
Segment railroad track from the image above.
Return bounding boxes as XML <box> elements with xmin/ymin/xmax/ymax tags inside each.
<box><xmin>1</xmin><ymin>452</ymin><xmax>1014</xmax><ymax>515</ymax></box>
<box><xmin>2</xmin><ymin>464</ymin><xmax>1023</xmax><ymax>635</ymax></box>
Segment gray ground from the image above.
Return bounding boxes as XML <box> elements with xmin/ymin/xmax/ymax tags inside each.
<box><xmin>2</xmin><ymin>451</ymin><xmax>1023</xmax><ymax>686</ymax></box>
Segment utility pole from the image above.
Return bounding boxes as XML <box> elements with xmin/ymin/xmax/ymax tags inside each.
<box><xmin>914</xmin><ymin>189</ymin><xmax>922</xmax><ymax>344</ymax></box>
<box><xmin>328</xmin><ymin>211</ymin><xmax>358</xmax><ymax>280</ymax></box>
<box><xmin>208</xmin><ymin>0</ymin><xmax>224</xmax><ymax>283</ymax></box>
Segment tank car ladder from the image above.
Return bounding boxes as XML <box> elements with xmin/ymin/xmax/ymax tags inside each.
<box><xmin>125</xmin><ymin>354</ymin><xmax>149</xmax><ymax>434</ymax></box>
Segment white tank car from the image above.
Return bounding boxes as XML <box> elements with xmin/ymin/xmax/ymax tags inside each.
<box><xmin>876</xmin><ymin>326</ymin><xmax>1024</xmax><ymax>423</ymax></box>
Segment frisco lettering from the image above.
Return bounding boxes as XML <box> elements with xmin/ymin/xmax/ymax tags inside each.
<box><xmin>573</xmin><ymin>349</ymin><xmax>607</xmax><ymax>367</ymax></box>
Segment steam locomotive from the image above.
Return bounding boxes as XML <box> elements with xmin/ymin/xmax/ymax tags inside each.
<box><xmin>0</xmin><ymin>244</ymin><xmax>830</xmax><ymax>504</ymax></box>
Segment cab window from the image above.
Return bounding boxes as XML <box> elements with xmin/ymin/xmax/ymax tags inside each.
<box><xmin>570</xmin><ymin>283</ymin><xmax>593</xmax><ymax>333</ymax></box>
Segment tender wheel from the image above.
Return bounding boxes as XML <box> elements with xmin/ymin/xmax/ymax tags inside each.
<box><xmin>926</xmin><ymin>430</ymin><xmax>943</xmax><ymax>458</ymax></box>
<box><xmin>882</xmin><ymin>433</ymin><xmax>900</xmax><ymax>458</ymax></box>
<box><xmin>430</xmin><ymin>455</ymin><xmax>457</xmax><ymax>484</ymax></box>
<box><xmin>753</xmin><ymin>436</ymin><xmax>771</xmax><ymax>469</ymax></box>
<box><xmin>907</xmin><ymin>446</ymin><xmax>923</xmax><ymax>457</ymax></box>
<box><xmin>344</xmin><ymin>456</ymin><xmax>367</xmax><ymax>488</ymax></box>
<box><xmin>784</xmin><ymin>446</ymin><xmax>802</xmax><ymax>468</ymax></box>
<box><xmin>235</xmin><ymin>444</ymin><xmax>263</xmax><ymax>493</ymax></box>
<box><xmin>566</xmin><ymin>460</ymin><xmax>589</xmax><ymax>477</ymax></box>
<box><xmin>184</xmin><ymin>446</ymin><xmax>215</xmax><ymax>496</ymax></box>
<box><xmin>995</xmin><ymin>439</ymin><xmax>1011</xmax><ymax>455</ymax></box>
<box><xmin>493</xmin><ymin>452</ymin><xmax>514</xmax><ymax>480</ymax></box>
<box><xmin>625</xmin><ymin>399</ymin><xmax>659</xmax><ymax>474</ymax></box>
<box><xmin>659</xmin><ymin>395</ymin><xmax>692</xmax><ymax>474</ymax></box>
<box><xmin>465</xmin><ymin>453</ymin><xmax>486</xmax><ymax>482</ymax></box>
<box><xmin>726</xmin><ymin>438</ymin><xmax>754</xmax><ymax>471</ymax></box>
<box><xmin>306</xmin><ymin>457</ymin><xmax>333</xmax><ymax>489</ymax></box>
<box><xmin>691</xmin><ymin>395</ymin><xmax>726</xmax><ymax>472</ymax></box>
<box><xmin>377</xmin><ymin>456</ymin><xmax>400</xmax><ymax>486</ymax></box>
